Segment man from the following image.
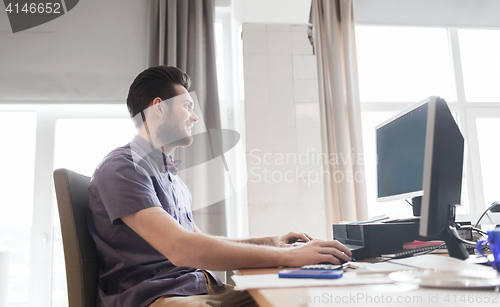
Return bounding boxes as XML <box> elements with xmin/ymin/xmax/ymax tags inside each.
<box><xmin>88</xmin><ymin>65</ymin><xmax>352</xmax><ymax>307</ymax></box>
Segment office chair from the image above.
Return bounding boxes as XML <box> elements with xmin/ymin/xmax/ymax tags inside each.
<box><xmin>53</xmin><ymin>168</ymin><xmax>101</xmax><ymax>307</ymax></box>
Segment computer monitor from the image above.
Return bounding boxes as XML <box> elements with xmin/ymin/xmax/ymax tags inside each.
<box><xmin>376</xmin><ymin>99</ymin><xmax>429</xmax><ymax>216</ymax></box>
<box><xmin>419</xmin><ymin>97</ymin><xmax>468</xmax><ymax>259</ymax></box>
<box><xmin>376</xmin><ymin>96</ymin><xmax>469</xmax><ymax>259</ymax></box>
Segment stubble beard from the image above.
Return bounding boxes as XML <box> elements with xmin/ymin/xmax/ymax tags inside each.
<box><xmin>157</xmin><ymin>121</ymin><xmax>193</xmax><ymax>149</ymax></box>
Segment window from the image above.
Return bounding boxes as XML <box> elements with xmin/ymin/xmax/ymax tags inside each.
<box><xmin>476</xmin><ymin>117</ymin><xmax>500</xmax><ymax>205</ymax></box>
<box><xmin>0</xmin><ymin>111</ymin><xmax>36</xmax><ymax>307</ymax></box>
<box><xmin>356</xmin><ymin>26</ymin><xmax>500</xmax><ymax>219</ymax></box>
<box><xmin>215</xmin><ymin>9</ymin><xmax>249</xmax><ymax>238</ymax></box>
<box><xmin>356</xmin><ymin>26</ymin><xmax>455</xmax><ymax>103</ymax></box>
<box><xmin>0</xmin><ymin>104</ymin><xmax>134</xmax><ymax>307</ymax></box>
<box><xmin>459</xmin><ymin>29</ymin><xmax>500</xmax><ymax>102</ymax></box>
<box><xmin>52</xmin><ymin>118</ymin><xmax>136</xmax><ymax>307</ymax></box>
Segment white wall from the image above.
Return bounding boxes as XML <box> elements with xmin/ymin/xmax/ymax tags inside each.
<box><xmin>229</xmin><ymin>0</ymin><xmax>500</xmax><ymax>28</ymax></box>
<box><xmin>0</xmin><ymin>0</ymin><xmax>148</xmax><ymax>103</ymax></box>
<box><xmin>242</xmin><ymin>23</ymin><xmax>327</xmax><ymax>238</ymax></box>
<box><xmin>355</xmin><ymin>0</ymin><xmax>500</xmax><ymax>28</ymax></box>
<box><xmin>232</xmin><ymin>0</ymin><xmax>312</xmax><ymax>24</ymax></box>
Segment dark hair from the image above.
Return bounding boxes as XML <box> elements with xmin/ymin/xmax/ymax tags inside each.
<box><xmin>126</xmin><ymin>66</ymin><xmax>191</xmax><ymax>126</ymax></box>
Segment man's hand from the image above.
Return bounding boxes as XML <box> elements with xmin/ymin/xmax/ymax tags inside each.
<box><xmin>283</xmin><ymin>239</ymin><xmax>353</xmax><ymax>266</ymax></box>
<box><xmin>271</xmin><ymin>231</ymin><xmax>313</xmax><ymax>247</ymax></box>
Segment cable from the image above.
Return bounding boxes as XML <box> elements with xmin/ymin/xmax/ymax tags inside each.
<box><xmin>448</xmin><ymin>224</ymin><xmax>477</xmax><ymax>246</ymax></box>
<box><xmin>474</xmin><ymin>201</ymin><xmax>500</xmax><ymax>228</ymax></box>
<box><xmin>471</xmin><ymin>226</ymin><xmax>488</xmax><ymax>236</ymax></box>
<box><xmin>456</xmin><ymin>224</ymin><xmax>488</xmax><ymax>236</ymax></box>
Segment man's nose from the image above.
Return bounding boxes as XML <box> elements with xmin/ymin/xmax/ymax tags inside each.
<box><xmin>191</xmin><ymin>112</ymin><xmax>199</xmax><ymax>123</ymax></box>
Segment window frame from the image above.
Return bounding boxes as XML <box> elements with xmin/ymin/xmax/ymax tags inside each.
<box><xmin>0</xmin><ymin>103</ymin><xmax>131</xmax><ymax>307</ymax></box>
<box><xmin>465</xmin><ymin>108</ymin><xmax>500</xmax><ymax>213</ymax></box>
<box><xmin>358</xmin><ymin>26</ymin><xmax>500</xmax><ymax>218</ymax></box>
<box><xmin>215</xmin><ymin>8</ymin><xmax>250</xmax><ymax>239</ymax></box>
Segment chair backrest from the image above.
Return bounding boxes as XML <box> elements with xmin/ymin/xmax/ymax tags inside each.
<box><xmin>53</xmin><ymin>168</ymin><xmax>101</xmax><ymax>307</ymax></box>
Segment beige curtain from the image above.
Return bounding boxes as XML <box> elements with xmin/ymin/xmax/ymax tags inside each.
<box><xmin>310</xmin><ymin>0</ymin><xmax>368</xmax><ymax>238</ymax></box>
<box><xmin>147</xmin><ymin>0</ymin><xmax>226</xmax><ymax>236</ymax></box>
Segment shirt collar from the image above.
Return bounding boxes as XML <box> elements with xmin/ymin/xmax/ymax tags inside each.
<box><xmin>131</xmin><ymin>135</ymin><xmax>180</xmax><ymax>174</ymax></box>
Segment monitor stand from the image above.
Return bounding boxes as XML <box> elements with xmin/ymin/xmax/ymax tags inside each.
<box><xmin>441</xmin><ymin>205</ymin><xmax>470</xmax><ymax>260</ymax></box>
<box><xmin>442</xmin><ymin>229</ymin><xmax>469</xmax><ymax>260</ymax></box>
<box><xmin>410</xmin><ymin>201</ymin><xmax>469</xmax><ymax>259</ymax></box>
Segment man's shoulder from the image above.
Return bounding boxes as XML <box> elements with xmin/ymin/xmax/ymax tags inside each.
<box><xmin>97</xmin><ymin>143</ymin><xmax>133</xmax><ymax>170</ymax></box>
<box><xmin>91</xmin><ymin>142</ymin><xmax>161</xmax><ymax>184</ymax></box>
<box><xmin>89</xmin><ymin>143</ymin><xmax>136</xmax><ymax>182</ymax></box>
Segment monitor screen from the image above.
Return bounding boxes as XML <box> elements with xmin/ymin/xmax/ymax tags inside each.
<box><xmin>376</xmin><ymin>100</ymin><xmax>429</xmax><ymax>201</ymax></box>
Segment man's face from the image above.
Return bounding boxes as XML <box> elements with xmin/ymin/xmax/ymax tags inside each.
<box><xmin>156</xmin><ymin>85</ymin><xmax>199</xmax><ymax>149</ymax></box>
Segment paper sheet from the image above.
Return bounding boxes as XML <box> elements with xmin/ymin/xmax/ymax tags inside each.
<box><xmin>355</xmin><ymin>254</ymin><xmax>494</xmax><ymax>274</ymax></box>
<box><xmin>231</xmin><ymin>271</ymin><xmax>393</xmax><ymax>290</ymax></box>
<box><xmin>232</xmin><ymin>255</ymin><xmax>495</xmax><ymax>290</ymax></box>
<box><xmin>386</xmin><ymin>254</ymin><xmax>493</xmax><ymax>271</ymax></box>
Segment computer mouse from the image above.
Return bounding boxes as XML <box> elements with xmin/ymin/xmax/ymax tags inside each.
<box><xmin>343</xmin><ymin>255</ymin><xmax>356</xmax><ymax>263</ymax></box>
<box><xmin>326</xmin><ymin>255</ymin><xmax>355</xmax><ymax>265</ymax></box>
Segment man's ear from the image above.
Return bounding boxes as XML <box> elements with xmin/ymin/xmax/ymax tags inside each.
<box><xmin>151</xmin><ymin>97</ymin><xmax>164</xmax><ymax>116</ymax></box>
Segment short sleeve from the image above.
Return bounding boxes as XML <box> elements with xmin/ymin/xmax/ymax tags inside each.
<box><xmin>93</xmin><ymin>153</ymin><xmax>162</xmax><ymax>224</ymax></box>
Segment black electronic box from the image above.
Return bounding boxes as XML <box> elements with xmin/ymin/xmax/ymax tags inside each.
<box><xmin>333</xmin><ymin>222</ymin><xmax>425</xmax><ymax>260</ymax></box>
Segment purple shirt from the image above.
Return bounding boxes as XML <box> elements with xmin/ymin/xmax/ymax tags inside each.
<box><xmin>88</xmin><ymin>135</ymin><xmax>222</xmax><ymax>307</ymax></box>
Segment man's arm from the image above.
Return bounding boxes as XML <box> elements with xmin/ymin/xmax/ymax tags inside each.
<box><xmin>194</xmin><ymin>225</ymin><xmax>311</xmax><ymax>247</ymax></box>
<box><xmin>122</xmin><ymin>207</ymin><xmax>351</xmax><ymax>271</ymax></box>
<box><xmin>194</xmin><ymin>225</ymin><xmax>313</xmax><ymax>247</ymax></box>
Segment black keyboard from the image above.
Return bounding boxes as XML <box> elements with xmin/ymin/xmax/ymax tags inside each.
<box><xmin>381</xmin><ymin>244</ymin><xmax>448</xmax><ymax>258</ymax></box>
<box><xmin>381</xmin><ymin>242</ymin><xmax>478</xmax><ymax>259</ymax></box>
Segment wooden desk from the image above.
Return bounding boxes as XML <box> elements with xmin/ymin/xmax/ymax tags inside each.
<box><xmin>235</xmin><ymin>267</ymin><xmax>395</xmax><ymax>307</ymax></box>
<box><xmin>235</xmin><ymin>260</ymin><xmax>500</xmax><ymax>307</ymax></box>
<box><xmin>235</xmin><ymin>268</ymin><xmax>305</xmax><ymax>307</ymax></box>
<box><xmin>234</xmin><ymin>259</ymin><xmax>385</xmax><ymax>306</ymax></box>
